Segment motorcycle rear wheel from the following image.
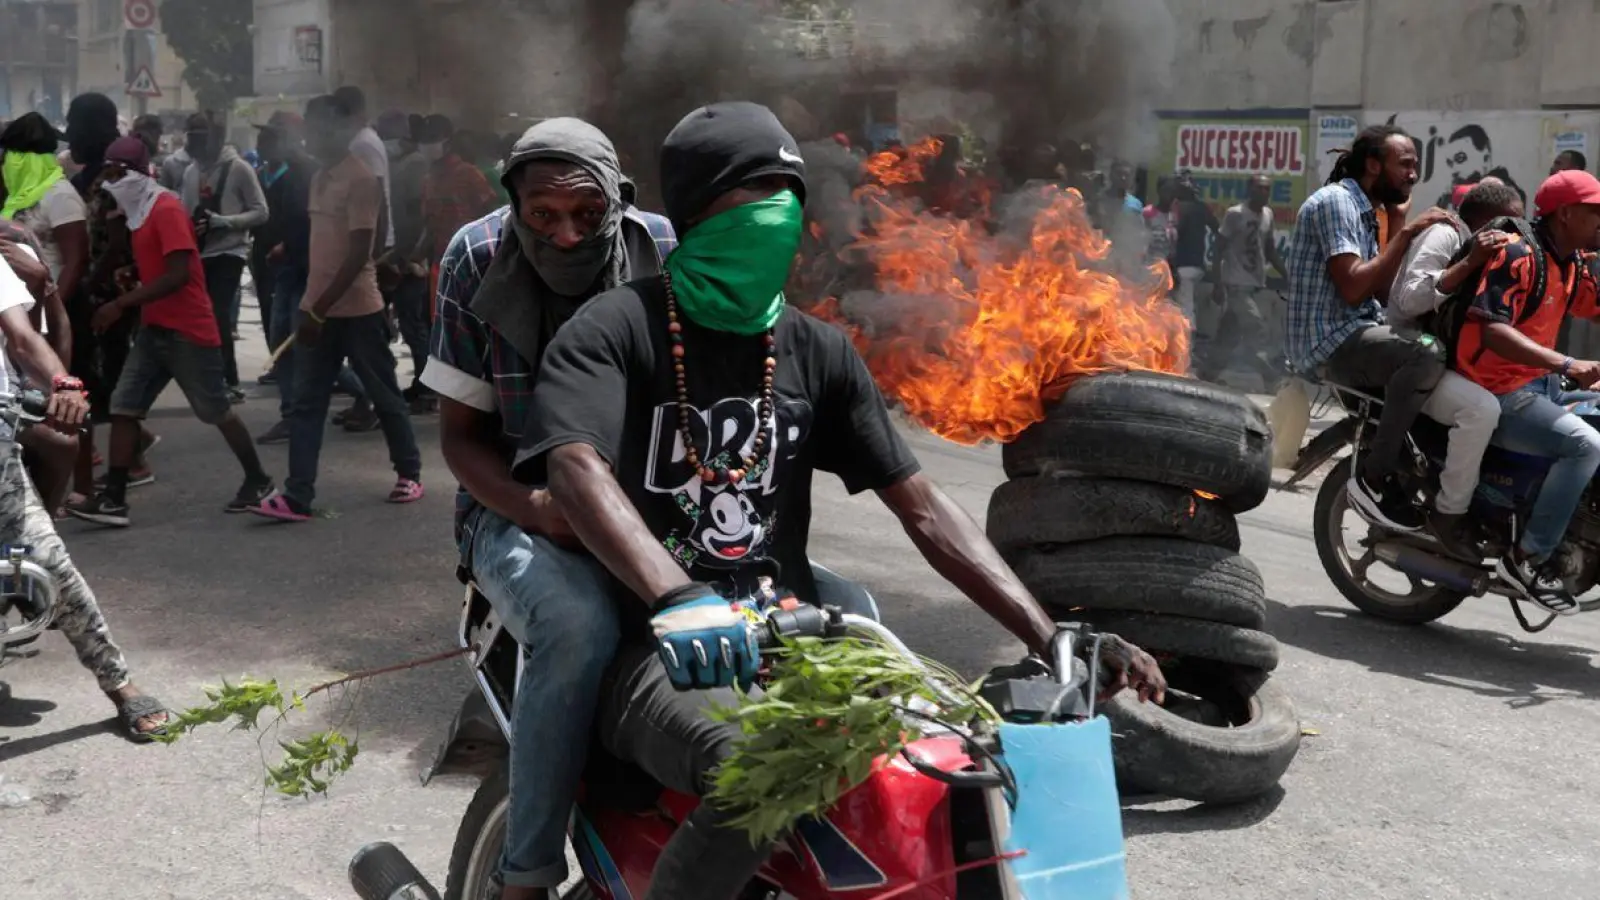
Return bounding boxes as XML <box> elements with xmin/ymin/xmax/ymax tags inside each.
<box><xmin>445</xmin><ymin>764</ymin><xmax>510</xmax><ymax>900</ymax></box>
<box><xmin>1314</xmin><ymin>457</ymin><xmax>1467</xmax><ymax>625</ymax></box>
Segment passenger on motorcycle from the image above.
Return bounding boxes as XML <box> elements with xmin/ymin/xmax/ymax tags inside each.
<box><xmin>1285</xmin><ymin>124</ymin><xmax>1455</xmax><ymax>533</ymax></box>
<box><xmin>420</xmin><ymin>118</ymin><xmax>677</xmax><ymax>899</ymax></box>
<box><xmin>1389</xmin><ymin>180</ymin><xmax>1523</xmax><ymax>558</ymax></box>
<box><xmin>0</xmin><ymin>231</ymin><xmax>171</xmax><ymax>740</ymax></box>
<box><xmin>1453</xmin><ymin>170</ymin><xmax>1600</xmax><ymax>612</ymax></box>
<box><xmin>512</xmin><ymin>102</ymin><xmax>1168</xmax><ymax>900</ymax></box>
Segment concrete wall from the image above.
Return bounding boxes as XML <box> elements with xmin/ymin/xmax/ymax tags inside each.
<box><xmin>1164</xmin><ymin>0</ymin><xmax>1318</xmax><ymax>111</ymax></box>
<box><xmin>253</xmin><ymin>0</ymin><xmax>330</xmax><ymax>100</ymax></box>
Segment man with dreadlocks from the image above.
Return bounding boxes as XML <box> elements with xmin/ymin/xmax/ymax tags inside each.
<box><xmin>1286</xmin><ymin>124</ymin><xmax>1455</xmax><ymax>531</ymax></box>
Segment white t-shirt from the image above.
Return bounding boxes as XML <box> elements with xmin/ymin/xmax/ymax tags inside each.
<box><xmin>349</xmin><ymin>126</ymin><xmax>394</xmax><ymax>249</ymax></box>
<box><xmin>0</xmin><ymin>245</ymin><xmax>40</xmax><ymax>438</ymax></box>
<box><xmin>15</xmin><ymin>180</ymin><xmax>87</xmax><ymax>280</ymax></box>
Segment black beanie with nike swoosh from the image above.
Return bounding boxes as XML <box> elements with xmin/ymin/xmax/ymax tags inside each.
<box><xmin>659</xmin><ymin>101</ymin><xmax>808</xmax><ymax>237</ymax></box>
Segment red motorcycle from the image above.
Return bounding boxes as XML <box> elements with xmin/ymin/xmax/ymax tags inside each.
<box><xmin>347</xmin><ymin>584</ymin><xmax>1130</xmax><ymax>900</ymax></box>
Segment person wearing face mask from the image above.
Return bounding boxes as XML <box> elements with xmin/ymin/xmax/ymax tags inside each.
<box><xmin>508</xmin><ymin>101</ymin><xmax>1165</xmax><ymax>900</ymax></box>
<box><xmin>417</xmin><ymin>115</ymin><xmax>675</xmax><ymax>900</ymax></box>
<box><xmin>178</xmin><ymin>112</ymin><xmax>269</xmax><ymax>403</ymax></box>
<box><xmin>69</xmin><ymin>137</ymin><xmax>276</xmax><ymax>528</ymax></box>
<box><xmin>246</xmin><ymin>95</ymin><xmax>422</xmax><ymax>521</ymax></box>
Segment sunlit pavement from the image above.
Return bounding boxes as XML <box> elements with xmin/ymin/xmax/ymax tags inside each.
<box><xmin>3</xmin><ymin>305</ymin><xmax>1597</xmax><ymax>899</ymax></box>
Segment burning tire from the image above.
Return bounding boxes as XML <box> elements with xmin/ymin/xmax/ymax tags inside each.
<box><xmin>1011</xmin><ymin>537</ymin><xmax>1267</xmax><ymax>630</ymax></box>
<box><xmin>1001</xmin><ymin>372</ymin><xmax>1273</xmax><ymax>513</ymax></box>
<box><xmin>1078</xmin><ymin>611</ymin><xmax>1280</xmax><ymax>672</ymax></box>
<box><xmin>1105</xmin><ymin>667</ymin><xmax>1300</xmax><ymax>804</ymax></box>
<box><xmin>987</xmin><ymin>475</ymin><xmax>1240</xmax><ymax>555</ymax></box>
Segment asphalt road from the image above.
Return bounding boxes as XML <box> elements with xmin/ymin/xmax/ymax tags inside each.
<box><xmin>4</xmin><ymin>307</ymin><xmax>1599</xmax><ymax>899</ymax></box>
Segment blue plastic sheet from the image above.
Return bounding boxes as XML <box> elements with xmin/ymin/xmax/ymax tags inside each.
<box><xmin>999</xmin><ymin>718</ymin><xmax>1129</xmax><ymax>900</ymax></box>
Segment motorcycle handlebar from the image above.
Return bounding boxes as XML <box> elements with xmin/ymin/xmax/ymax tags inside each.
<box><xmin>753</xmin><ymin>603</ymin><xmax>838</xmax><ymax>649</ymax></box>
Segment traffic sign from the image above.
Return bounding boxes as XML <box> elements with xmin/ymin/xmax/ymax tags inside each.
<box><xmin>124</xmin><ymin>0</ymin><xmax>157</xmax><ymax>30</ymax></box>
<box><xmin>127</xmin><ymin>66</ymin><xmax>161</xmax><ymax>98</ymax></box>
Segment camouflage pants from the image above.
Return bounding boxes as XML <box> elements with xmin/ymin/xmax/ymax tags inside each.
<box><xmin>0</xmin><ymin>448</ymin><xmax>130</xmax><ymax>692</ymax></box>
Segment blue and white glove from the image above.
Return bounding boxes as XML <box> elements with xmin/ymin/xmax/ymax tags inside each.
<box><xmin>651</xmin><ymin>584</ymin><xmax>760</xmax><ymax>691</ymax></box>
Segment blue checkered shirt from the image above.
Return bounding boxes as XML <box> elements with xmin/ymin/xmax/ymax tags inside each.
<box><xmin>1284</xmin><ymin>179</ymin><xmax>1383</xmax><ymax>373</ymax></box>
<box><xmin>420</xmin><ymin>205</ymin><xmax>676</xmax><ymax>538</ymax></box>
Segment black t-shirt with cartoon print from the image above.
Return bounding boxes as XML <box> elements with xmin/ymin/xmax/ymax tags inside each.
<box><xmin>513</xmin><ymin>275</ymin><xmax>920</xmax><ymax>614</ymax></box>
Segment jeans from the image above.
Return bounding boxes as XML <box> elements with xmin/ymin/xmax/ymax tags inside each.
<box><xmin>270</xmin><ymin>267</ymin><xmax>365</xmax><ymax>420</ymax></box>
<box><xmin>468</xmin><ymin>513</ymin><xmax>622</xmax><ymax>889</ymax></box>
<box><xmin>1420</xmin><ymin>370</ymin><xmax>1500</xmax><ymax>516</ymax></box>
<box><xmin>388</xmin><ymin>274</ymin><xmax>431</xmax><ymax>390</ymax></box>
<box><xmin>201</xmin><ymin>254</ymin><xmax>246</xmax><ymax>388</ymax></box>
<box><xmin>1324</xmin><ymin>325</ymin><xmax>1446</xmax><ymax>482</ymax></box>
<box><xmin>466</xmin><ymin>504</ymin><xmax>881</xmax><ymax>890</ymax></box>
<box><xmin>1492</xmin><ymin>374</ymin><xmax>1600</xmax><ymax>560</ymax></box>
<box><xmin>284</xmin><ymin>310</ymin><xmax>420</xmax><ymax>507</ymax></box>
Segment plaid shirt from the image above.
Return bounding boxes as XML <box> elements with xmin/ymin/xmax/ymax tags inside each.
<box><xmin>422</xmin><ymin>205</ymin><xmax>677</xmax><ymax>535</ymax></box>
<box><xmin>1284</xmin><ymin>178</ymin><xmax>1383</xmax><ymax>374</ymax></box>
<box><xmin>421</xmin><ymin>155</ymin><xmax>501</xmax><ymax>263</ymax></box>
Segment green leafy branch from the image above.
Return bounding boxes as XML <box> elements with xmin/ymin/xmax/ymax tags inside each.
<box><xmin>707</xmin><ymin>636</ymin><xmax>998</xmax><ymax>845</ymax></box>
<box><xmin>154</xmin><ymin>647</ymin><xmax>473</xmax><ymax>799</ymax></box>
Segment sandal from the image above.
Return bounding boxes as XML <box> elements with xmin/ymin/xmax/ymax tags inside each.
<box><xmin>116</xmin><ymin>694</ymin><xmax>172</xmax><ymax>744</ymax></box>
<box><xmin>387</xmin><ymin>478</ymin><xmax>425</xmax><ymax>504</ymax></box>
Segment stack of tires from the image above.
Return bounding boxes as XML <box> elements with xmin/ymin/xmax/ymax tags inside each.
<box><xmin>987</xmin><ymin>372</ymin><xmax>1301</xmax><ymax>804</ymax></box>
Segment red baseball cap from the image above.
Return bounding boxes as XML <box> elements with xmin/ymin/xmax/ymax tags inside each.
<box><xmin>1451</xmin><ymin>182</ymin><xmax>1476</xmax><ymax>208</ymax></box>
<box><xmin>104</xmin><ymin>135</ymin><xmax>151</xmax><ymax>172</ymax></box>
<box><xmin>1535</xmin><ymin>170</ymin><xmax>1600</xmax><ymax>217</ymax></box>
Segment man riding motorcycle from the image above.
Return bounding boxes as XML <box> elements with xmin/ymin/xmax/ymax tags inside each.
<box><xmin>420</xmin><ymin>118</ymin><xmax>676</xmax><ymax>899</ymax></box>
<box><xmin>1453</xmin><ymin>170</ymin><xmax>1600</xmax><ymax>612</ymax></box>
<box><xmin>511</xmin><ymin>101</ymin><xmax>1167</xmax><ymax>900</ymax></box>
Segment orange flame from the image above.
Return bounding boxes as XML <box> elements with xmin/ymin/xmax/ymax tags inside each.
<box><xmin>808</xmin><ymin>138</ymin><xmax>1190</xmax><ymax>445</ymax></box>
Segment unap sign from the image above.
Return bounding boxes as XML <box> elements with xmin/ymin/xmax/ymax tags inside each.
<box><xmin>1175</xmin><ymin>124</ymin><xmax>1305</xmax><ymax>176</ymax></box>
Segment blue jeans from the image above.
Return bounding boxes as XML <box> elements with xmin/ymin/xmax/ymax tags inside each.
<box><xmin>467</xmin><ymin>511</ymin><xmax>622</xmax><ymax>889</ymax></box>
<box><xmin>1493</xmin><ymin>375</ymin><xmax>1600</xmax><ymax>560</ymax></box>
<box><xmin>464</xmin><ymin>507</ymin><xmax>881</xmax><ymax>888</ymax></box>
<box><xmin>270</xmin><ymin>264</ymin><xmax>365</xmax><ymax>420</ymax></box>
<box><xmin>284</xmin><ymin>310</ymin><xmax>421</xmax><ymax>507</ymax></box>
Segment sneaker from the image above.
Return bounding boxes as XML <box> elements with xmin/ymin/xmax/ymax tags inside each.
<box><xmin>259</xmin><ymin>372</ymin><xmax>278</xmax><ymax>387</ymax></box>
<box><xmin>407</xmin><ymin>394</ymin><xmax>438</xmax><ymax>415</ymax></box>
<box><xmin>247</xmin><ymin>490</ymin><xmax>313</xmax><ymax>523</ymax></box>
<box><xmin>256</xmin><ymin>420</ymin><xmax>292</xmax><ymax>445</ymax></box>
<box><xmin>1496</xmin><ymin>551</ymin><xmax>1579</xmax><ymax>615</ymax></box>
<box><xmin>228</xmin><ymin>386</ymin><xmax>248</xmax><ymax>405</ymax></box>
<box><xmin>1347</xmin><ymin>470</ymin><xmax>1425</xmax><ymax>531</ymax></box>
<box><xmin>1426</xmin><ymin>511</ymin><xmax>1482</xmax><ymax>562</ymax></box>
<box><xmin>65</xmin><ymin>493</ymin><xmax>130</xmax><ymax>528</ymax></box>
<box><xmin>226</xmin><ymin>476</ymin><xmax>277</xmax><ymax>513</ymax></box>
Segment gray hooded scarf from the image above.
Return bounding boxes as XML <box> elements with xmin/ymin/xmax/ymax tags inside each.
<box><xmin>468</xmin><ymin>118</ymin><xmax>664</xmax><ymax>370</ymax></box>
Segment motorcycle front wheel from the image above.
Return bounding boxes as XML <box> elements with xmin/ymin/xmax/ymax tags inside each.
<box><xmin>444</xmin><ymin>763</ymin><xmax>596</xmax><ymax>900</ymax></box>
<box><xmin>1313</xmin><ymin>457</ymin><xmax>1467</xmax><ymax>625</ymax></box>
<box><xmin>445</xmin><ymin>764</ymin><xmax>510</xmax><ymax>900</ymax></box>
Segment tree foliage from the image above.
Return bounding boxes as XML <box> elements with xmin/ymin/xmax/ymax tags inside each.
<box><xmin>160</xmin><ymin>0</ymin><xmax>253</xmax><ymax>111</ymax></box>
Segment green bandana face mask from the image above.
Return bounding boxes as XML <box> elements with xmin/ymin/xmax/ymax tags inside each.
<box><xmin>0</xmin><ymin>151</ymin><xmax>64</xmax><ymax>221</ymax></box>
<box><xmin>666</xmin><ymin>189</ymin><xmax>802</xmax><ymax>335</ymax></box>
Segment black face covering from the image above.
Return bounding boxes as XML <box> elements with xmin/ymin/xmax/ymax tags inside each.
<box><xmin>520</xmin><ymin>221</ymin><xmax>616</xmax><ymax>298</ymax></box>
<box><xmin>185</xmin><ymin>133</ymin><xmax>212</xmax><ymax>161</ymax></box>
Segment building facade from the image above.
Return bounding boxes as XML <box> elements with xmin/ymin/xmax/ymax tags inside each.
<box><xmin>74</xmin><ymin>0</ymin><xmax>193</xmax><ymax>119</ymax></box>
<box><xmin>0</xmin><ymin>0</ymin><xmax>78</xmax><ymax>121</ymax></box>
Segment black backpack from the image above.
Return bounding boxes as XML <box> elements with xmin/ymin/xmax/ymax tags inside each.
<box><xmin>1422</xmin><ymin>216</ymin><xmax>1547</xmax><ymax>368</ymax></box>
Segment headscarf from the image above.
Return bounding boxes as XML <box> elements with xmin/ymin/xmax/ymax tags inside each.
<box><xmin>102</xmin><ymin>136</ymin><xmax>163</xmax><ymax>230</ymax></box>
<box><xmin>475</xmin><ymin>118</ymin><xmax>629</xmax><ymax>304</ymax></box>
<box><xmin>468</xmin><ymin>118</ymin><xmax>659</xmax><ymax>370</ymax></box>
<box><xmin>0</xmin><ymin>113</ymin><xmax>65</xmax><ymax>219</ymax></box>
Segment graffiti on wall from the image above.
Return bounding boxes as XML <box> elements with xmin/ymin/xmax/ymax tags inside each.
<box><xmin>1372</xmin><ymin>112</ymin><xmax>1600</xmax><ymax>216</ymax></box>
<box><xmin>1382</xmin><ymin>113</ymin><xmax>1526</xmax><ymax>209</ymax></box>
